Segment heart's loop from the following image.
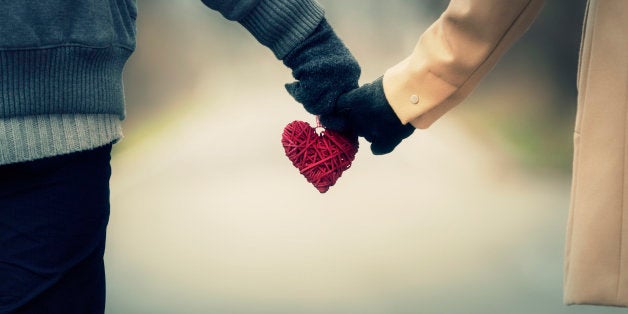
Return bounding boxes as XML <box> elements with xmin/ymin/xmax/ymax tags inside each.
<box><xmin>314</xmin><ymin>116</ymin><xmax>325</xmax><ymax>135</ymax></box>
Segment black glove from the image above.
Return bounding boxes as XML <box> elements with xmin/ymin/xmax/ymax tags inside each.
<box><xmin>320</xmin><ymin>77</ymin><xmax>415</xmax><ymax>155</ymax></box>
<box><xmin>283</xmin><ymin>19</ymin><xmax>361</xmax><ymax>116</ymax></box>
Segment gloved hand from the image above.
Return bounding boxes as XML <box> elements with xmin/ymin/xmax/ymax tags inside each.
<box><xmin>282</xmin><ymin>18</ymin><xmax>361</xmax><ymax>116</ymax></box>
<box><xmin>320</xmin><ymin>77</ymin><xmax>415</xmax><ymax>155</ymax></box>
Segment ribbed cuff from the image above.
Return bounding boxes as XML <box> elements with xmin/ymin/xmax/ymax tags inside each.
<box><xmin>239</xmin><ymin>0</ymin><xmax>325</xmax><ymax>59</ymax></box>
<box><xmin>0</xmin><ymin>114</ymin><xmax>122</xmax><ymax>165</ymax></box>
<box><xmin>0</xmin><ymin>46</ymin><xmax>130</xmax><ymax>119</ymax></box>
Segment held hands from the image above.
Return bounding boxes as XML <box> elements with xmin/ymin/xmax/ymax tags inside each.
<box><xmin>320</xmin><ymin>78</ymin><xmax>415</xmax><ymax>155</ymax></box>
<box><xmin>283</xmin><ymin>19</ymin><xmax>414</xmax><ymax>155</ymax></box>
<box><xmin>282</xmin><ymin>19</ymin><xmax>360</xmax><ymax>116</ymax></box>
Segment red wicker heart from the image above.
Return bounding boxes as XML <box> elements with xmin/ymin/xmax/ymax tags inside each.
<box><xmin>282</xmin><ymin>120</ymin><xmax>358</xmax><ymax>193</ymax></box>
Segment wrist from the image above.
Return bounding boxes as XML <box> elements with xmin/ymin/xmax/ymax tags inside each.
<box><xmin>282</xmin><ymin>18</ymin><xmax>361</xmax><ymax>115</ymax></box>
<box><xmin>239</xmin><ymin>0</ymin><xmax>325</xmax><ymax>59</ymax></box>
<box><xmin>327</xmin><ymin>77</ymin><xmax>414</xmax><ymax>154</ymax></box>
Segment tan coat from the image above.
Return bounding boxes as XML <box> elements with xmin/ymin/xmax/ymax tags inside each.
<box><xmin>382</xmin><ymin>0</ymin><xmax>628</xmax><ymax>307</ymax></box>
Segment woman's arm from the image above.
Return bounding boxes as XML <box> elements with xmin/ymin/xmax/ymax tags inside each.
<box><xmin>384</xmin><ymin>0</ymin><xmax>545</xmax><ymax>128</ymax></box>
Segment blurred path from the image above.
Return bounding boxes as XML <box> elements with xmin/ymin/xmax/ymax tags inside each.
<box><xmin>100</xmin><ymin>1</ymin><xmax>606</xmax><ymax>313</ymax></box>
<box><xmin>104</xmin><ymin>80</ymin><xmax>620</xmax><ymax>314</ymax></box>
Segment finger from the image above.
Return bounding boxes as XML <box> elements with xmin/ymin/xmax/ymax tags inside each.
<box><xmin>319</xmin><ymin>114</ymin><xmax>348</xmax><ymax>132</ymax></box>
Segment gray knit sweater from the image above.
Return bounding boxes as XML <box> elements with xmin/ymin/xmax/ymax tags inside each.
<box><xmin>0</xmin><ymin>0</ymin><xmax>324</xmax><ymax>165</ymax></box>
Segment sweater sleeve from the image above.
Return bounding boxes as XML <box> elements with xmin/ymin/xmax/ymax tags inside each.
<box><xmin>382</xmin><ymin>0</ymin><xmax>545</xmax><ymax>129</ymax></box>
<box><xmin>200</xmin><ymin>0</ymin><xmax>325</xmax><ymax>59</ymax></box>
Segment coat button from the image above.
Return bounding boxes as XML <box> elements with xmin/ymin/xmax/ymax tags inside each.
<box><xmin>409</xmin><ymin>94</ymin><xmax>420</xmax><ymax>104</ymax></box>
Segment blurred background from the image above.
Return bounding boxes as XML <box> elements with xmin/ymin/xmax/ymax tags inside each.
<box><xmin>105</xmin><ymin>1</ymin><xmax>624</xmax><ymax>313</ymax></box>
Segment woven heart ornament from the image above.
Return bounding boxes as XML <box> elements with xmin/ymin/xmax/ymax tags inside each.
<box><xmin>282</xmin><ymin>120</ymin><xmax>358</xmax><ymax>193</ymax></box>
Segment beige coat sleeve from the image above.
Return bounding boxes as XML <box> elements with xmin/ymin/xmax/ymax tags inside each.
<box><xmin>383</xmin><ymin>0</ymin><xmax>545</xmax><ymax>129</ymax></box>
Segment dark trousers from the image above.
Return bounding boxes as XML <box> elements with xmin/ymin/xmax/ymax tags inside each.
<box><xmin>0</xmin><ymin>145</ymin><xmax>112</xmax><ymax>314</ymax></box>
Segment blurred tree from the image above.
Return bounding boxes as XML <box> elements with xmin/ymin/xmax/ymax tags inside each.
<box><xmin>513</xmin><ymin>0</ymin><xmax>587</xmax><ymax>114</ymax></box>
<box><xmin>121</xmin><ymin>0</ymin><xmax>587</xmax><ymax>172</ymax></box>
<box><xmin>425</xmin><ymin>0</ymin><xmax>587</xmax><ymax>114</ymax></box>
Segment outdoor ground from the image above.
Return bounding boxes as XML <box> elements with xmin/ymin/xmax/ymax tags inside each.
<box><xmin>104</xmin><ymin>81</ymin><xmax>617</xmax><ymax>314</ymax></box>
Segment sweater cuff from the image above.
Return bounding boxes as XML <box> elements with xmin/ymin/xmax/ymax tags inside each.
<box><xmin>239</xmin><ymin>0</ymin><xmax>325</xmax><ymax>59</ymax></box>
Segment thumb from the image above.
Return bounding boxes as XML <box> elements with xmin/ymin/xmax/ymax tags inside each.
<box><xmin>370</xmin><ymin>139</ymin><xmax>401</xmax><ymax>155</ymax></box>
<box><xmin>285</xmin><ymin>82</ymin><xmax>331</xmax><ymax>115</ymax></box>
<box><xmin>284</xmin><ymin>81</ymin><xmax>305</xmax><ymax>103</ymax></box>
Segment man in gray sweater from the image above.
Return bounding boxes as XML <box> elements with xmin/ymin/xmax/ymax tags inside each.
<box><xmin>0</xmin><ymin>0</ymin><xmax>412</xmax><ymax>312</ymax></box>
